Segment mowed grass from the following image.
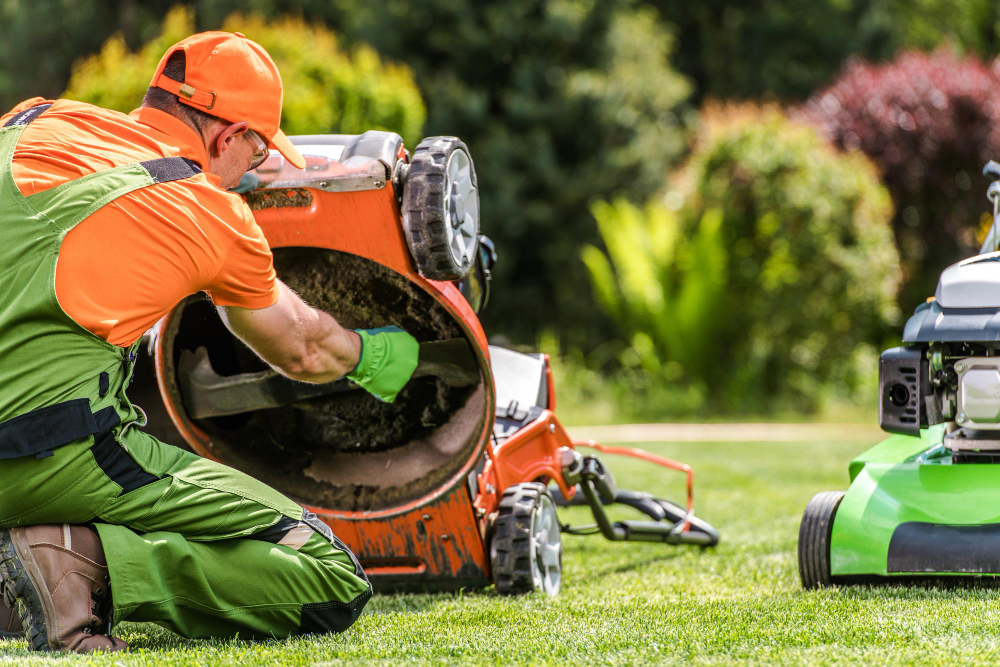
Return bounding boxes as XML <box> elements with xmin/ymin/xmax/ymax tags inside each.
<box><xmin>6</xmin><ymin>435</ymin><xmax>1000</xmax><ymax>665</ymax></box>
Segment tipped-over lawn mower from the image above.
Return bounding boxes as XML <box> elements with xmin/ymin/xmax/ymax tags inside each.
<box><xmin>799</xmin><ymin>161</ymin><xmax>1000</xmax><ymax>588</ymax></box>
<box><xmin>131</xmin><ymin>131</ymin><xmax>717</xmax><ymax>595</ymax></box>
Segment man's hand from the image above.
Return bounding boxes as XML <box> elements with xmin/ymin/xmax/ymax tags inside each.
<box><xmin>217</xmin><ymin>280</ymin><xmax>419</xmax><ymax>402</ymax></box>
<box><xmin>347</xmin><ymin>327</ymin><xmax>420</xmax><ymax>402</ymax></box>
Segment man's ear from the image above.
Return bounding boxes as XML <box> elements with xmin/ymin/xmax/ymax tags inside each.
<box><xmin>213</xmin><ymin>121</ymin><xmax>249</xmax><ymax>158</ymax></box>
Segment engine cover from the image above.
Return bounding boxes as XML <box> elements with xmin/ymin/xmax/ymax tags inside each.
<box><xmin>903</xmin><ymin>257</ymin><xmax>1000</xmax><ymax>343</ymax></box>
<box><xmin>956</xmin><ymin>357</ymin><xmax>1000</xmax><ymax>430</ymax></box>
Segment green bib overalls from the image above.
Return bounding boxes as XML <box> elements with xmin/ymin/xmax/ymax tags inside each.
<box><xmin>0</xmin><ymin>104</ymin><xmax>370</xmax><ymax>639</ymax></box>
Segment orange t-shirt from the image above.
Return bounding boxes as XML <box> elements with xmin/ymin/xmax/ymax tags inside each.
<box><xmin>0</xmin><ymin>97</ymin><xmax>279</xmax><ymax>347</ymax></box>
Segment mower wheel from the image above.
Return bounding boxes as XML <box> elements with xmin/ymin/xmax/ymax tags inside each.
<box><xmin>798</xmin><ymin>490</ymin><xmax>845</xmax><ymax>589</ymax></box>
<box><xmin>401</xmin><ymin>136</ymin><xmax>480</xmax><ymax>281</ymax></box>
<box><xmin>490</xmin><ymin>482</ymin><xmax>562</xmax><ymax>596</ymax></box>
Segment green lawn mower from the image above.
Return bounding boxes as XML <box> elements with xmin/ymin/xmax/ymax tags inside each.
<box><xmin>799</xmin><ymin>161</ymin><xmax>1000</xmax><ymax>588</ymax></box>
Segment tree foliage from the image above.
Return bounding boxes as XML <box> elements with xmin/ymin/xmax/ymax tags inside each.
<box><xmin>586</xmin><ymin>106</ymin><xmax>901</xmax><ymax>412</ymax></box>
<box><xmin>647</xmin><ymin>0</ymin><xmax>1000</xmax><ymax>103</ymax></box>
<box><xmin>330</xmin><ymin>0</ymin><xmax>692</xmax><ymax>344</ymax></box>
<box><xmin>62</xmin><ymin>6</ymin><xmax>425</xmax><ymax>148</ymax></box>
<box><xmin>648</xmin><ymin>0</ymin><xmax>895</xmax><ymax>102</ymax></box>
<box><xmin>798</xmin><ymin>50</ymin><xmax>1000</xmax><ymax>314</ymax></box>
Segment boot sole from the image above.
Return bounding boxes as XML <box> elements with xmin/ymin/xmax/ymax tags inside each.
<box><xmin>0</xmin><ymin>570</ymin><xmax>23</xmax><ymax>639</ymax></box>
<box><xmin>0</xmin><ymin>528</ymin><xmax>54</xmax><ymax>651</ymax></box>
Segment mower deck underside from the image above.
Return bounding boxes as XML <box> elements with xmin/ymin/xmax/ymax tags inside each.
<box><xmin>162</xmin><ymin>247</ymin><xmax>486</xmax><ymax>513</ymax></box>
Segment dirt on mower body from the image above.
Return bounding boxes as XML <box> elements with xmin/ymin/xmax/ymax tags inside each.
<box><xmin>136</xmin><ymin>131</ymin><xmax>718</xmax><ymax>594</ymax></box>
<box><xmin>799</xmin><ymin>161</ymin><xmax>1000</xmax><ymax>588</ymax></box>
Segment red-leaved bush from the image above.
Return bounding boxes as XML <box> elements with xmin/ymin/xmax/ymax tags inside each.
<box><xmin>798</xmin><ymin>51</ymin><xmax>1000</xmax><ymax>316</ymax></box>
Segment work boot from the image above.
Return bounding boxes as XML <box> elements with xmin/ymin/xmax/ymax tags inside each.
<box><xmin>0</xmin><ymin>572</ymin><xmax>23</xmax><ymax>638</ymax></box>
<box><xmin>0</xmin><ymin>525</ymin><xmax>126</xmax><ymax>653</ymax></box>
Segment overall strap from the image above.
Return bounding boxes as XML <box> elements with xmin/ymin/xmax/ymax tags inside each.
<box><xmin>0</xmin><ymin>103</ymin><xmax>204</xmax><ymax>459</ymax></box>
<box><xmin>2</xmin><ymin>102</ymin><xmax>204</xmax><ymax>235</ymax></box>
<box><xmin>2</xmin><ymin>103</ymin><xmax>52</xmax><ymax>128</ymax></box>
<box><xmin>25</xmin><ymin>157</ymin><xmax>203</xmax><ymax>234</ymax></box>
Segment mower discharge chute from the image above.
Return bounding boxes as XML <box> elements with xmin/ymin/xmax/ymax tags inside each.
<box><xmin>799</xmin><ymin>161</ymin><xmax>1000</xmax><ymax>588</ymax></box>
<box><xmin>138</xmin><ymin>131</ymin><xmax>717</xmax><ymax>594</ymax></box>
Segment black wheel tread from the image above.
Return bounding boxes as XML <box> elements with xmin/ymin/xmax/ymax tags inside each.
<box><xmin>402</xmin><ymin>136</ymin><xmax>479</xmax><ymax>280</ymax></box>
<box><xmin>798</xmin><ymin>491</ymin><xmax>845</xmax><ymax>589</ymax></box>
<box><xmin>490</xmin><ymin>482</ymin><xmax>552</xmax><ymax>595</ymax></box>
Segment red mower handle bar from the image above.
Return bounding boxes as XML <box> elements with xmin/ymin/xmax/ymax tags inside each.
<box><xmin>573</xmin><ymin>440</ymin><xmax>695</xmax><ymax>534</ymax></box>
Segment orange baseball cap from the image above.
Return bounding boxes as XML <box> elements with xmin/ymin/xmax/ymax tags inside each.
<box><xmin>150</xmin><ymin>31</ymin><xmax>305</xmax><ymax>169</ymax></box>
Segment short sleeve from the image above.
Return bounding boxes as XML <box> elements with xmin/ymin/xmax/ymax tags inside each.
<box><xmin>205</xmin><ymin>211</ymin><xmax>280</xmax><ymax>309</ymax></box>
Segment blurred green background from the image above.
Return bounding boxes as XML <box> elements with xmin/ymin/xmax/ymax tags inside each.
<box><xmin>4</xmin><ymin>0</ymin><xmax>1000</xmax><ymax>422</ymax></box>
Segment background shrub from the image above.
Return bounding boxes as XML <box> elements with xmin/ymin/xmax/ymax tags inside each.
<box><xmin>63</xmin><ymin>6</ymin><xmax>426</xmax><ymax>148</ymax></box>
<box><xmin>798</xmin><ymin>51</ymin><xmax>1000</xmax><ymax>317</ymax></box>
<box><xmin>584</xmin><ymin>105</ymin><xmax>901</xmax><ymax>413</ymax></box>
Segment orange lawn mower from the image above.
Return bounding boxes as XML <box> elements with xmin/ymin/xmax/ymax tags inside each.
<box><xmin>129</xmin><ymin>132</ymin><xmax>719</xmax><ymax>594</ymax></box>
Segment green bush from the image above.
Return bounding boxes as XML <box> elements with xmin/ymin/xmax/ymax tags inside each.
<box><xmin>583</xmin><ymin>105</ymin><xmax>901</xmax><ymax>414</ymax></box>
<box><xmin>582</xmin><ymin>202</ymin><xmax>727</xmax><ymax>388</ymax></box>
<box><xmin>798</xmin><ymin>50</ymin><xmax>1000</xmax><ymax>319</ymax></box>
<box><xmin>62</xmin><ymin>6</ymin><xmax>425</xmax><ymax>148</ymax></box>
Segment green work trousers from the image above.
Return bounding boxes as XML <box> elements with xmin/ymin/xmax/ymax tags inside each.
<box><xmin>0</xmin><ymin>427</ymin><xmax>371</xmax><ymax>639</ymax></box>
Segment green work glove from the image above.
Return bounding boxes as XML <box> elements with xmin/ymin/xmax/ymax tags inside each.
<box><xmin>347</xmin><ymin>326</ymin><xmax>420</xmax><ymax>403</ymax></box>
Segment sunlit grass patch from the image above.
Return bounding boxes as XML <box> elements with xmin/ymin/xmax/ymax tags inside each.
<box><xmin>6</xmin><ymin>435</ymin><xmax>1000</xmax><ymax>665</ymax></box>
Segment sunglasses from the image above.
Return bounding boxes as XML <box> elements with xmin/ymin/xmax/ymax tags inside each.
<box><xmin>244</xmin><ymin>128</ymin><xmax>270</xmax><ymax>171</ymax></box>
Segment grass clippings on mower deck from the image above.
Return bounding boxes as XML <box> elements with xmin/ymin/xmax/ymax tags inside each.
<box><xmin>9</xmin><ymin>432</ymin><xmax>1000</xmax><ymax>665</ymax></box>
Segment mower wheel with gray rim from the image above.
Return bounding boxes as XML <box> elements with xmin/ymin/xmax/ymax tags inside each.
<box><xmin>490</xmin><ymin>482</ymin><xmax>562</xmax><ymax>595</ymax></box>
<box><xmin>798</xmin><ymin>490</ymin><xmax>845</xmax><ymax>589</ymax></box>
<box><xmin>401</xmin><ymin>136</ymin><xmax>480</xmax><ymax>281</ymax></box>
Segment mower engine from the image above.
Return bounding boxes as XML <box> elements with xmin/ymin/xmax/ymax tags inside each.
<box><xmin>880</xmin><ymin>211</ymin><xmax>1000</xmax><ymax>454</ymax></box>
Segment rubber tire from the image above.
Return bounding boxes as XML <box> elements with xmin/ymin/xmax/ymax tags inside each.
<box><xmin>401</xmin><ymin>136</ymin><xmax>479</xmax><ymax>281</ymax></box>
<box><xmin>798</xmin><ymin>490</ymin><xmax>845</xmax><ymax>589</ymax></box>
<box><xmin>490</xmin><ymin>482</ymin><xmax>561</xmax><ymax>595</ymax></box>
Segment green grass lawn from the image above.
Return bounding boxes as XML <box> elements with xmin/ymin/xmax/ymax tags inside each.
<box><xmin>6</xmin><ymin>435</ymin><xmax>1000</xmax><ymax>665</ymax></box>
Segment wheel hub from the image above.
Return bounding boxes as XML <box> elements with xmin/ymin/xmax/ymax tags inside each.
<box><xmin>530</xmin><ymin>494</ymin><xmax>562</xmax><ymax>595</ymax></box>
<box><xmin>444</xmin><ymin>149</ymin><xmax>479</xmax><ymax>269</ymax></box>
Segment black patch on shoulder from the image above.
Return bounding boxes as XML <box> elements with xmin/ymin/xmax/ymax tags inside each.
<box><xmin>140</xmin><ymin>157</ymin><xmax>202</xmax><ymax>184</ymax></box>
<box><xmin>250</xmin><ymin>516</ymin><xmax>300</xmax><ymax>544</ymax></box>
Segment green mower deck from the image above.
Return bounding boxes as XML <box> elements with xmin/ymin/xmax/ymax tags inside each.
<box><xmin>800</xmin><ymin>424</ymin><xmax>1000</xmax><ymax>587</ymax></box>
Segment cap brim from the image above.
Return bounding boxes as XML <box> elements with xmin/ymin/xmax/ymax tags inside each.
<box><xmin>268</xmin><ymin>129</ymin><xmax>305</xmax><ymax>170</ymax></box>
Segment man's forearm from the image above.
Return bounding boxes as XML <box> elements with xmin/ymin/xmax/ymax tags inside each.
<box><xmin>218</xmin><ymin>280</ymin><xmax>361</xmax><ymax>383</ymax></box>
